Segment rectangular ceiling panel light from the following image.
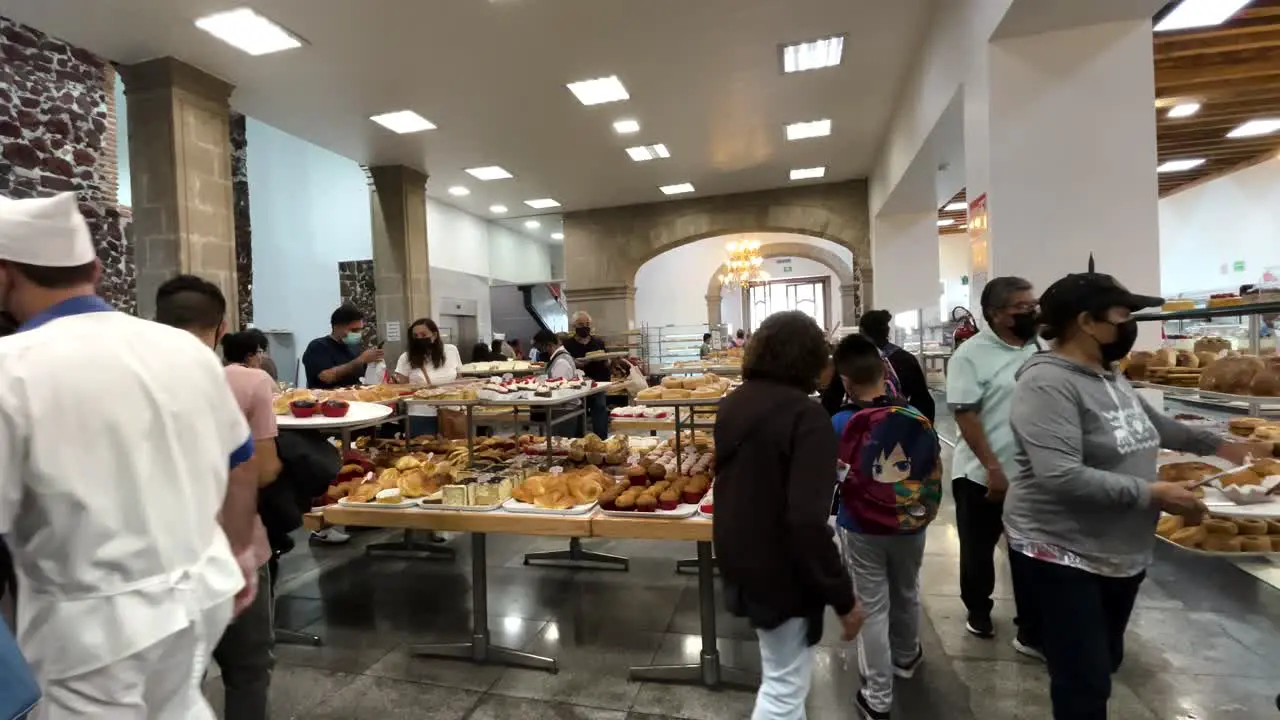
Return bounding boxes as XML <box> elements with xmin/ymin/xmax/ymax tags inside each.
<box><xmin>613</xmin><ymin>119</ymin><xmax>641</xmax><ymax>134</ymax></box>
<box><xmin>566</xmin><ymin>75</ymin><xmax>629</xmax><ymax>106</ymax></box>
<box><xmin>489</xmin><ymin>204</ymin><xmax>508</xmax><ymax>214</ymax></box>
<box><xmin>789</xmin><ymin>167</ymin><xmax>826</xmax><ymax>180</ymax></box>
<box><xmin>782</xmin><ymin>35</ymin><xmax>845</xmax><ymax>73</ymax></box>
<box><xmin>1167</xmin><ymin>102</ymin><xmax>1201</xmax><ymax>118</ymax></box>
<box><xmin>625</xmin><ymin>144</ymin><xmax>671</xmax><ymax>162</ymax></box>
<box><xmin>659</xmin><ymin>183</ymin><xmax>695</xmax><ymax>195</ymax></box>
<box><xmin>1155</xmin><ymin>0</ymin><xmax>1252</xmax><ymax>31</ymax></box>
<box><xmin>944</xmin><ymin>202</ymin><xmax>967</xmax><ymax>212</ymax></box>
<box><xmin>194</xmin><ymin>8</ymin><xmax>304</xmax><ymax>56</ymax></box>
<box><xmin>551</xmin><ymin>232</ymin><xmax>565</xmax><ymax>240</ymax></box>
<box><xmin>369</xmin><ymin>111</ymin><xmax>436</xmax><ymax>134</ymax></box>
<box><xmin>785</xmin><ymin>119</ymin><xmax>831</xmax><ymax>141</ymax></box>
<box><xmin>524</xmin><ymin>198</ymin><xmax>561</xmax><ymax>209</ymax></box>
<box><xmin>1157</xmin><ymin>158</ymin><xmax>1206</xmax><ymax>173</ymax></box>
<box><xmin>1227</xmin><ymin>118</ymin><xmax>1280</xmax><ymax>138</ymax></box>
<box><xmin>465</xmin><ymin>166</ymin><xmax>513</xmax><ymax>180</ymax></box>
<box><xmin>525</xmin><ymin>220</ymin><xmax>541</xmax><ymax>229</ymax></box>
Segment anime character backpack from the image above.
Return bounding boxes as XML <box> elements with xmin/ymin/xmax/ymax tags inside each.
<box><xmin>838</xmin><ymin>401</ymin><xmax>942</xmax><ymax>534</ymax></box>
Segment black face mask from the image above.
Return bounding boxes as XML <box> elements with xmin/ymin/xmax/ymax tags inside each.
<box><xmin>410</xmin><ymin>337</ymin><xmax>432</xmax><ymax>351</ymax></box>
<box><xmin>574</xmin><ymin>326</ymin><xmax>591</xmax><ymax>339</ymax></box>
<box><xmin>1008</xmin><ymin>312</ymin><xmax>1039</xmax><ymax>341</ymax></box>
<box><xmin>1097</xmin><ymin>319</ymin><xmax>1138</xmax><ymax>364</ymax></box>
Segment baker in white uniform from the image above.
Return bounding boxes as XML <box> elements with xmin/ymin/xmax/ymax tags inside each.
<box><xmin>0</xmin><ymin>193</ymin><xmax>259</xmax><ymax>718</ymax></box>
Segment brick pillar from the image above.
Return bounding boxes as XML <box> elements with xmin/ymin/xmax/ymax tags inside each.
<box><xmin>367</xmin><ymin>165</ymin><xmax>431</xmax><ymax>364</ymax></box>
<box><xmin>118</xmin><ymin>57</ymin><xmax>237</xmax><ymax>322</ymax></box>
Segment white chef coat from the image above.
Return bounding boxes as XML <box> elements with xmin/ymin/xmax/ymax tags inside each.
<box><xmin>396</xmin><ymin>344</ymin><xmax>462</xmax><ymax>417</ymax></box>
<box><xmin>0</xmin><ymin>295</ymin><xmax>250</xmax><ymax>681</ymax></box>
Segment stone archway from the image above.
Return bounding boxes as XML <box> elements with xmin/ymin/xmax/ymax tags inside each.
<box><xmin>562</xmin><ymin>181</ymin><xmax>870</xmax><ymax>332</ymax></box>
<box><xmin>704</xmin><ymin>241</ymin><xmax>856</xmax><ymax>329</ymax></box>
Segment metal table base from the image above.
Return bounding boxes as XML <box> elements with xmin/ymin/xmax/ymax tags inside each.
<box><xmin>366</xmin><ymin>530</ymin><xmax>457</xmax><ymax>561</ymax></box>
<box><xmin>274</xmin><ymin>628</ymin><xmax>323</xmax><ymax>646</ymax></box>
<box><xmin>675</xmin><ymin>556</ymin><xmax>718</xmax><ymax>576</ymax></box>
<box><xmin>410</xmin><ymin>534</ymin><xmax>557</xmax><ymax>672</ymax></box>
<box><xmin>630</xmin><ymin>541</ymin><xmax>756</xmax><ymax>689</ymax></box>
<box><xmin>524</xmin><ymin>537</ymin><xmax>630</xmax><ymax>571</ymax></box>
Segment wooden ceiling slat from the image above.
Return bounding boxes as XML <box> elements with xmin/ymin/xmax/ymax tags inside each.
<box><xmin>1155</xmin><ymin>26</ymin><xmax>1280</xmax><ymax>58</ymax></box>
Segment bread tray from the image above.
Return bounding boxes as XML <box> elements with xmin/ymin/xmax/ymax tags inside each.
<box><xmin>417</xmin><ymin>499</ymin><xmax>503</xmax><ymax>512</ymax></box>
<box><xmin>697</xmin><ymin>508</ymin><xmax>713</xmax><ymax>520</ymax></box>
<box><xmin>338</xmin><ymin>497</ymin><xmax>419</xmax><ymax>509</ymax></box>
<box><xmin>501</xmin><ymin>498</ymin><xmax>597</xmax><ymax>515</ymax></box>
<box><xmin>601</xmin><ymin>503</ymin><xmax>698</xmax><ymax>519</ymax></box>
<box><xmin>1155</xmin><ymin>533</ymin><xmax>1278</xmax><ymax>557</ymax></box>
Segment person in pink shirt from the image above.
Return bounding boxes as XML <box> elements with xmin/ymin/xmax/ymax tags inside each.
<box><xmin>156</xmin><ymin>280</ymin><xmax>280</xmax><ymax>720</ymax></box>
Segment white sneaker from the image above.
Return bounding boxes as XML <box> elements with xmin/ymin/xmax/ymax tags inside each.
<box><xmin>1012</xmin><ymin>636</ymin><xmax>1046</xmax><ymax>662</ymax></box>
<box><xmin>310</xmin><ymin>527</ymin><xmax>351</xmax><ymax>545</ymax></box>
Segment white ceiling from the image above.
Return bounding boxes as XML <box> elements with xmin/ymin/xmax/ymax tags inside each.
<box><xmin>0</xmin><ymin>0</ymin><xmax>935</xmax><ymax>226</ymax></box>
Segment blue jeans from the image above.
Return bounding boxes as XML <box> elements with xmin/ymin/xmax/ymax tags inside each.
<box><xmin>586</xmin><ymin>391</ymin><xmax>609</xmax><ymax>438</ymax></box>
<box><xmin>752</xmin><ymin>617</ymin><xmax>814</xmax><ymax>720</ymax></box>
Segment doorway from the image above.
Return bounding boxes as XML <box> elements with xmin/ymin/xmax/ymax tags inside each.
<box><xmin>745</xmin><ymin>276</ymin><xmax>831</xmax><ymax>331</ymax></box>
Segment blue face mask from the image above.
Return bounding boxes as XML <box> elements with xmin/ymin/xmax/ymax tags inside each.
<box><xmin>344</xmin><ymin>332</ymin><xmax>363</xmax><ymax>345</ymax></box>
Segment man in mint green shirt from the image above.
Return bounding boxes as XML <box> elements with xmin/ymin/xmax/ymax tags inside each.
<box><xmin>946</xmin><ymin>276</ymin><xmax>1040</xmax><ymax>652</ymax></box>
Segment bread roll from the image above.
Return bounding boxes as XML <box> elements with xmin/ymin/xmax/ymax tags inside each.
<box><xmin>1194</xmin><ymin>352</ymin><xmax>1218</xmax><ymax>369</ymax></box>
<box><xmin>1200</xmin><ymin>356</ymin><xmax>1265</xmax><ymax>394</ymax></box>
<box><xmin>1158</xmin><ymin>461</ymin><xmax>1220</xmax><ymax>484</ymax></box>
<box><xmin>1125</xmin><ymin>351</ymin><xmax>1153</xmax><ymax>380</ymax></box>
<box><xmin>1148</xmin><ymin>348</ymin><xmax>1176</xmax><ymax>369</ymax></box>
<box><xmin>1267</xmin><ymin>518</ymin><xmax>1280</xmax><ymax>535</ymax></box>
<box><xmin>660</xmin><ymin>376</ymin><xmax>683</xmax><ymax>389</ymax></box>
<box><xmin>1239</xmin><ymin>535</ymin><xmax>1271</xmax><ymax>552</ymax></box>
<box><xmin>663</xmin><ymin>389</ymin><xmax>693</xmax><ymax>399</ymax></box>
<box><xmin>636</xmin><ymin>387</ymin><xmax>664</xmax><ymax>400</ymax></box>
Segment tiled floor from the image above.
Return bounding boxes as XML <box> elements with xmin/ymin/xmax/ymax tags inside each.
<box><xmin>206</xmin><ymin>397</ymin><xmax>1280</xmax><ymax>719</ymax></box>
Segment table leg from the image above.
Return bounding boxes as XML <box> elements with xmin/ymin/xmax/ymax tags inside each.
<box><xmin>274</xmin><ymin>628</ymin><xmax>323</xmax><ymax>646</ymax></box>
<box><xmin>410</xmin><ymin>533</ymin><xmax>557</xmax><ymax>671</ymax></box>
<box><xmin>466</xmin><ymin>405</ymin><xmax>475</xmax><ymax>466</ymax></box>
<box><xmin>523</xmin><ymin>536</ymin><xmax>629</xmax><ymax>571</ymax></box>
<box><xmin>673</xmin><ymin>406</ymin><xmax>683</xmax><ymax>459</ymax></box>
<box><xmin>630</xmin><ymin>541</ymin><xmax>756</xmax><ymax>688</ymax></box>
<box><xmin>366</xmin><ymin>530</ymin><xmax>457</xmax><ymax>561</ymax></box>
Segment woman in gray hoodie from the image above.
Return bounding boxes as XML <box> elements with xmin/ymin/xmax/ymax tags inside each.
<box><xmin>1006</xmin><ymin>272</ymin><xmax>1267</xmax><ymax>720</ymax></box>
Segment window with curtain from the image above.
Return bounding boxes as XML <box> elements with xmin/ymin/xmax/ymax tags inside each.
<box><xmin>748</xmin><ymin>277</ymin><xmax>828</xmax><ymax>331</ymax></box>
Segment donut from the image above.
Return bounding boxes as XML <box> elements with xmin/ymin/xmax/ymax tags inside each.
<box><xmin>1240</xmin><ymin>535</ymin><xmax>1272</xmax><ymax>552</ymax></box>
<box><xmin>1169</xmin><ymin>525</ymin><xmax>1206</xmax><ymax>548</ymax></box>
<box><xmin>1235</xmin><ymin>518</ymin><xmax>1268</xmax><ymax>536</ymax></box>
<box><xmin>1202</xmin><ymin>535</ymin><xmax>1243</xmax><ymax>552</ymax></box>
<box><xmin>1156</xmin><ymin>514</ymin><xmax>1185</xmax><ymax>538</ymax></box>
<box><xmin>1202</xmin><ymin>518</ymin><xmax>1238</xmax><ymax>536</ymax></box>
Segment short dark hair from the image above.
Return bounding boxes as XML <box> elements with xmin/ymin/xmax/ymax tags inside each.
<box><xmin>6</xmin><ymin>260</ymin><xmax>97</xmax><ymax>289</ymax></box>
<box><xmin>533</xmin><ymin>329</ymin><xmax>558</xmax><ymax>347</ymax></box>
<box><xmin>702</xmin><ymin>333</ymin><xmax>711</xmax><ymax>342</ymax></box>
<box><xmin>735</xmin><ymin>329</ymin><xmax>746</xmax><ymax>338</ymax></box>
<box><xmin>221</xmin><ymin>331</ymin><xmax>260</xmax><ymax>364</ymax></box>
<box><xmin>155</xmin><ymin>274</ymin><xmax>226</xmax><ymax>331</ymax></box>
<box><xmin>742</xmin><ymin>311</ymin><xmax>829</xmax><ymax>393</ymax></box>
<box><xmin>491</xmin><ymin>339</ymin><xmax>504</xmax><ymax>353</ymax></box>
<box><xmin>833</xmin><ymin>333</ymin><xmax>885</xmax><ymax>388</ymax></box>
<box><xmin>330</xmin><ymin>303</ymin><xmax>363</xmax><ymax>327</ymax></box>
<box><xmin>244</xmin><ymin>327</ymin><xmax>270</xmax><ymax>351</ymax></box>
<box><xmin>980</xmin><ymin>276</ymin><xmax>1033</xmax><ymax>324</ymax></box>
<box><xmin>858</xmin><ymin>310</ymin><xmax>892</xmax><ymax>345</ymax></box>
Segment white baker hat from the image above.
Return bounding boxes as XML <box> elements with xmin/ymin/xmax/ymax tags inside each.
<box><xmin>0</xmin><ymin>192</ymin><xmax>96</xmax><ymax>267</ymax></box>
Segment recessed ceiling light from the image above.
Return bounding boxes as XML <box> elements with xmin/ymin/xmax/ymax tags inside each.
<box><xmin>524</xmin><ymin>198</ymin><xmax>561</xmax><ymax>209</ymax></box>
<box><xmin>525</xmin><ymin>220</ymin><xmax>541</xmax><ymax>230</ymax></box>
<box><xmin>613</xmin><ymin>119</ymin><xmax>641</xmax><ymax>134</ymax></box>
<box><xmin>789</xmin><ymin>167</ymin><xmax>826</xmax><ymax>180</ymax></box>
<box><xmin>1167</xmin><ymin>103</ymin><xmax>1201</xmax><ymax>118</ymax></box>
<box><xmin>1227</xmin><ymin>119</ymin><xmax>1280</xmax><ymax>138</ymax></box>
<box><xmin>659</xmin><ymin>183</ymin><xmax>695</xmax><ymax>195</ymax></box>
<box><xmin>937</xmin><ymin>219</ymin><xmax>955</xmax><ymax>227</ymax></box>
<box><xmin>489</xmin><ymin>204</ymin><xmax>508</xmax><ymax>214</ymax></box>
<box><xmin>465</xmin><ymin>166</ymin><xmax>513</xmax><ymax>181</ymax></box>
<box><xmin>625</xmin><ymin>144</ymin><xmax>671</xmax><ymax>162</ymax></box>
<box><xmin>566</xmin><ymin>75</ymin><xmax>629</xmax><ymax>106</ymax></box>
<box><xmin>447</xmin><ymin>186</ymin><xmax>470</xmax><ymax>197</ymax></box>
<box><xmin>194</xmin><ymin>8</ymin><xmax>303</xmax><ymax>56</ymax></box>
<box><xmin>944</xmin><ymin>202</ymin><xmax>967</xmax><ymax>212</ymax></box>
<box><xmin>369</xmin><ymin>111</ymin><xmax>436</xmax><ymax>134</ymax></box>
<box><xmin>1157</xmin><ymin>158</ymin><xmax>1206</xmax><ymax>173</ymax></box>
<box><xmin>785</xmin><ymin>119</ymin><xmax>832</xmax><ymax>141</ymax></box>
<box><xmin>781</xmin><ymin>34</ymin><xmax>845</xmax><ymax>73</ymax></box>
<box><xmin>1155</xmin><ymin>0</ymin><xmax>1251</xmax><ymax>32</ymax></box>
<box><xmin>551</xmin><ymin>232</ymin><xmax>565</xmax><ymax>240</ymax></box>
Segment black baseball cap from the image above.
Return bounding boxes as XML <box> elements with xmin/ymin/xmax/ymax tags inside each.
<box><xmin>1038</xmin><ymin>272</ymin><xmax>1163</xmax><ymax>338</ymax></box>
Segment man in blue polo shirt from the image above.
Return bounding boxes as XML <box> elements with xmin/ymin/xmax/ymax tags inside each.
<box><xmin>302</xmin><ymin>303</ymin><xmax>382</xmax><ymax>389</ymax></box>
<box><xmin>946</xmin><ymin>276</ymin><xmax>1042</xmax><ymax>657</ymax></box>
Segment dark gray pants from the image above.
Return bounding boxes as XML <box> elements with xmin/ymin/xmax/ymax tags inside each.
<box><xmin>212</xmin><ymin>564</ymin><xmax>275</xmax><ymax>720</ymax></box>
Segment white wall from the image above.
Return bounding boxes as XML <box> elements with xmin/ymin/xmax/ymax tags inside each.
<box><xmin>635</xmin><ymin>233</ymin><xmax>850</xmax><ymax>329</ymax></box>
<box><xmin>489</xmin><ymin>223</ymin><xmax>552</xmax><ymax>284</ymax></box>
<box><xmin>247</xmin><ymin>118</ymin><xmax>372</xmax><ymax>348</ymax></box>
<box><xmin>426</xmin><ymin>198</ymin><xmax>491</xmax><ymax>277</ymax></box>
<box><xmin>939</xmin><ymin>233</ymin><xmax>971</xmax><ymax>319</ymax></box>
<box><xmin>115</xmin><ymin>75</ymin><xmax>130</xmax><ymax>207</ymax></box>
<box><xmin>1159</xmin><ymin>156</ymin><xmax>1280</xmax><ymax>296</ymax></box>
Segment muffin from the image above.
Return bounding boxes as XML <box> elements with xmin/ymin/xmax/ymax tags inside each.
<box><xmin>614</xmin><ymin>494</ymin><xmax>636</xmax><ymax>511</ymax></box>
<box><xmin>658</xmin><ymin>489</ymin><xmax>680</xmax><ymax>511</ymax></box>
<box><xmin>682</xmin><ymin>484</ymin><xmax>704</xmax><ymax>505</ymax></box>
<box><xmin>635</xmin><ymin>494</ymin><xmax>658</xmax><ymax>513</ymax></box>
<box><xmin>599</xmin><ymin>486</ymin><xmax>623</xmax><ymax>511</ymax></box>
<box><xmin>1266</xmin><ymin>518</ymin><xmax>1280</xmax><ymax>535</ymax></box>
<box><xmin>648</xmin><ymin>465</ymin><xmax>668</xmax><ymax>482</ymax></box>
<box><xmin>627</xmin><ymin>465</ymin><xmax>649</xmax><ymax>487</ymax></box>
<box><xmin>651</xmin><ymin>480</ymin><xmax>671</xmax><ymax>494</ymax></box>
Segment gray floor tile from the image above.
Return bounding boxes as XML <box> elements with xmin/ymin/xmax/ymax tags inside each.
<box><xmin>203</xmin><ymin>665</ymin><xmax>355</xmax><ymax>719</ymax></box>
<box><xmin>629</xmin><ymin>681</ymin><xmax>758</xmax><ymax>720</ymax></box>
<box><xmin>920</xmin><ymin>595</ymin><xmax>1039</xmax><ymax>664</ymax></box>
<box><xmin>468</xmin><ymin>695</ymin><xmax>629</xmax><ymax>719</ymax></box>
<box><xmin>1124</xmin><ymin>609</ymin><xmax>1277</xmax><ymax>677</ymax></box>
<box><xmin>362</xmin><ymin>614</ymin><xmax>544</xmax><ymax>692</ymax></box>
<box><xmin>951</xmin><ymin>659</ymin><xmax>1155</xmax><ymax>719</ymax></box>
<box><xmin>1123</xmin><ymin>671</ymin><xmax>1280</xmax><ymax>719</ymax></box>
<box><xmin>306</xmin><ymin>675</ymin><xmax>481</xmax><ymax>719</ymax></box>
<box><xmin>273</xmin><ymin>623</ymin><xmax>402</xmax><ymax>674</ymax></box>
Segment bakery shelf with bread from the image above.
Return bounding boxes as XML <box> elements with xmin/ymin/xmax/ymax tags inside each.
<box><xmin>1134</xmin><ymin>299</ymin><xmax>1280</xmax><ymax>323</ymax></box>
<box><xmin>634</xmin><ymin>373</ymin><xmax>734</xmax><ymax>405</ymax></box>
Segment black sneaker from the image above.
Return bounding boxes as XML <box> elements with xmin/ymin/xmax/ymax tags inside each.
<box><xmin>965</xmin><ymin>614</ymin><xmax>995</xmax><ymax>639</ymax></box>
<box><xmin>855</xmin><ymin>690</ymin><xmax>891</xmax><ymax>720</ymax></box>
<box><xmin>893</xmin><ymin>645</ymin><xmax>924</xmax><ymax>679</ymax></box>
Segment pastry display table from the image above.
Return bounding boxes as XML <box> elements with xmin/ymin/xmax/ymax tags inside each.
<box><xmin>590</xmin><ymin>513</ymin><xmax>753</xmax><ymax>690</ymax></box>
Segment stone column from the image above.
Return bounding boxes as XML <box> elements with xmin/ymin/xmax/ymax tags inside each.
<box><xmin>840</xmin><ymin>285</ymin><xmax>861</xmax><ymax>327</ymax></box>
<box><xmin>368</xmin><ymin>165</ymin><xmax>431</xmax><ymax>363</ymax></box>
<box><xmin>119</xmin><ymin>57</ymin><xmax>237</xmax><ymax>321</ymax></box>
<box><xmin>565</xmin><ymin>285</ymin><xmax>635</xmax><ymax>336</ymax></box>
<box><xmin>706</xmin><ymin>294</ymin><xmax>722</xmax><ymax>328</ymax></box>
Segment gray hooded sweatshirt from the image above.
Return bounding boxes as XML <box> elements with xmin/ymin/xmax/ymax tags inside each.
<box><xmin>1005</xmin><ymin>353</ymin><xmax>1221</xmax><ymax>577</ymax></box>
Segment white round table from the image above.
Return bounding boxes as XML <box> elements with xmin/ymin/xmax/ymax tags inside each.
<box><xmin>276</xmin><ymin>401</ymin><xmax>393</xmax><ymax>429</ymax></box>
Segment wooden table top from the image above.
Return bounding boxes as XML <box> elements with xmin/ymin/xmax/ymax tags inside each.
<box><xmin>590</xmin><ymin>512</ymin><xmax>712</xmax><ymax>542</ymax></box>
<box><xmin>322</xmin><ymin>505</ymin><xmax>593</xmax><ymax>537</ymax></box>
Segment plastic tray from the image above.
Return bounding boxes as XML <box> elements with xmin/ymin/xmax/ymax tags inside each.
<box><xmin>600</xmin><ymin>503</ymin><xmax>698</xmax><ymax>519</ymax></box>
<box><xmin>1155</xmin><ymin>533</ymin><xmax>1279</xmax><ymax>557</ymax></box>
<box><xmin>501</xmin><ymin>498</ymin><xmax>597</xmax><ymax>515</ymax></box>
<box><xmin>417</xmin><ymin>499</ymin><xmax>504</xmax><ymax>512</ymax></box>
<box><xmin>337</xmin><ymin>497</ymin><xmax>418</xmax><ymax>509</ymax></box>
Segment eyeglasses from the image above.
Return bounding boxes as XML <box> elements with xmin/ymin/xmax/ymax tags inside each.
<box><xmin>1007</xmin><ymin>302</ymin><xmax>1039</xmax><ymax>313</ymax></box>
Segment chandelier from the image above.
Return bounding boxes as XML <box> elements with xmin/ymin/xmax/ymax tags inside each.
<box><xmin>719</xmin><ymin>239</ymin><xmax>770</xmax><ymax>290</ymax></box>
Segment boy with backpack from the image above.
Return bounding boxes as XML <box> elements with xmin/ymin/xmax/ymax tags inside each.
<box><xmin>832</xmin><ymin>334</ymin><xmax>943</xmax><ymax>720</ymax></box>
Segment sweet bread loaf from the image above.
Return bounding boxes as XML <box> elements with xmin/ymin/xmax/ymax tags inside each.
<box><xmin>1200</xmin><ymin>356</ymin><xmax>1265</xmax><ymax>394</ymax></box>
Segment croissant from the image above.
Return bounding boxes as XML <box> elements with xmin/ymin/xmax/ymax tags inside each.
<box><xmin>376</xmin><ymin>468</ymin><xmax>401</xmax><ymax>490</ymax></box>
<box><xmin>398</xmin><ymin>469</ymin><xmax>429</xmax><ymax>498</ymax></box>
<box><xmin>394</xmin><ymin>455</ymin><xmax>422</xmax><ymax>471</ymax></box>
<box><xmin>349</xmin><ymin>483</ymin><xmax>379</xmax><ymax>503</ymax></box>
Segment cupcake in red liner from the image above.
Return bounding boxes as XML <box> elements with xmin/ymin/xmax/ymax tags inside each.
<box><xmin>658</xmin><ymin>490</ymin><xmax>680</xmax><ymax>511</ymax></box>
<box><xmin>682</xmin><ymin>487</ymin><xmax>703</xmax><ymax>505</ymax></box>
<box><xmin>636</xmin><ymin>494</ymin><xmax>658</xmax><ymax>513</ymax></box>
<box><xmin>599</xmin><ymin>486</ymin><xmax>623</xmax><ymax>511</ymax></box>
